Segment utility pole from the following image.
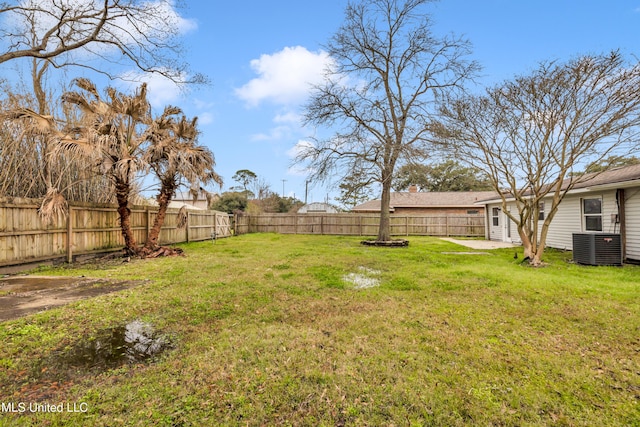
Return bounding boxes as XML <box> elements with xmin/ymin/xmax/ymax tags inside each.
<box><xmin>304</xmin><ymin>180</ymin><xmax>309</xmax><ymax>204</ymax></box>
<box><xmin>281</xmin><ymin>179</ymin><xmax>287</xmax><ymax>197</ymax></box>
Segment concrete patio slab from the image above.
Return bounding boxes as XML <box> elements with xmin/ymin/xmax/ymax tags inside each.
<box><xmin>440</xmin><ymin>238</ymin><xmax>518</xmax><ymax>250</ymax></box>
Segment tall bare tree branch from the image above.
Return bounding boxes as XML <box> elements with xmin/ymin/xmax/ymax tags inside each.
<box><xmin>0</xmin><ymin>0</ymin><xmax>206</xmax><ymax>84</ymax></box>
<box><xmin>296</xmin><ymin>0</ymin><xmax>478</xmax><ymax>241</ymax></box>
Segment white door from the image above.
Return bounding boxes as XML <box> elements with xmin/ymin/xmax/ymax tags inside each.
<box><xmin>489</xmin><ymin>206</ymin><xmax>502</xmax><ymax>241</ymax></box>
<box><xmin>503</xmin><ymin>210</ymin><xmax>512</xmax><ymax>242</ymax></box>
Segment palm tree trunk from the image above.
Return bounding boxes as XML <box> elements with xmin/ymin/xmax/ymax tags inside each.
<box><xmin>145</xmin><ymin>182</ymin><xmax>176</xmax><ymax>250</ymax></box>
<box><xmin>115</xmin><ymin>180</ymin><xmax>138</xmax><ymax>254</ymax></box>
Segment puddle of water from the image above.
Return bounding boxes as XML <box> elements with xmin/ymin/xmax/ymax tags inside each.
<box><xmin>52</xmin><ymin>320</ymin><xmax>173</xmax><ymax>371</ymax></box>
<box><xmin>0</xmin><ymin>276</ymin><xmax>84</xmax><ymax>293</ymax></box>
<box><xmin>343</xmin><ymin>266</ymin><xmax>382</xmax><ymax>289</ymax></box>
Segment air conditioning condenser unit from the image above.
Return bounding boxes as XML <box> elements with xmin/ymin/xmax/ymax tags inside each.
<box><xmin>572</xmin><ymin>233</ymin><xmax>622</xmax><ymax>266</ymax></box>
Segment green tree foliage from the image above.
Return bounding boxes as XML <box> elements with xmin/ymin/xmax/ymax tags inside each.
<box><xmin>232</xmin><ymin>169</ymin><xmax>257</xmax><ymax>195</ymax></box>
<box><xmin>336</xmin><ymin>169</ymin><xmax>375</xmax><ymax>208</ymax></box>
<box><xmin>583</xmin><ymin>156</ymin><xmax>640</xmax><ymax>174</ymax></box>
<box><xmin>393</xmin><ymin>161</ymin><xmax>493</xmax><ymax>192</ymax></box>
<box><xmin>211</xmin><ymin>192</ymin><xmax>249</xmax><ymax>214</ymax></box>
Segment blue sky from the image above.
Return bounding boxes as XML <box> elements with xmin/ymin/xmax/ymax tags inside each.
<box><xmin>166</xmin><ymin>0</ymin><xmax>638</xmax><ymax>204</ymax></box>
<box><xmin>4</xmin><ymin>1</ymin><xmax>640</xmax><ymax>205</ymax></box>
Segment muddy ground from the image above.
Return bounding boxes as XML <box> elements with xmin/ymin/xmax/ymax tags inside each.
<box><xmin>0</xmin><ymin>275</ymin><xmax>147</xmax><ymax>322</ymax></box>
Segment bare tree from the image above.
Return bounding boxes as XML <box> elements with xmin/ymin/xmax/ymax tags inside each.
<box><xmin>296</xmin><ymin>0</ymin><xmax>478</xmax><ymax>241</ymax></box>
<box><xmin>437</xmin><ymin>51</ymin><xmax>640</xmax><ymax>265</ymax></box>
<box><xmin>0</xmin><ymin>0</ymin><xmax>205</xmax><ymax>85</ymax></box>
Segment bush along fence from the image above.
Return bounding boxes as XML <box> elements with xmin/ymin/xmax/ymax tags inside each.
<box><xmin>234</xmin><ymin>213</ymin><xmax>485</xmax><ymax>238</ymax></box>
<box><xmin>0</xmin><ymin>198</ymin><xmax>231</xmax><ymax>268</ymax></box>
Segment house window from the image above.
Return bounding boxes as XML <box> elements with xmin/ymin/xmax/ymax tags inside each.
<box><xmin>492</xmin><ymin>207</ymin><xmax>499</xmax><ymax>226</ymax></box>
<box><xmin>538</xmin><ymin>202</ymin><xmax>545</xmax><ymax>221</ymax></box>
<box><xmin>582</xmin><ymin>198</ymin><xmax>602</xmax><ymax>231</ymax></box>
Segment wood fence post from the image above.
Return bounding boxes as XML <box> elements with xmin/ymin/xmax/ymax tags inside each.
<box><xmin>186</xmin><ymin>211</ymin><xmax>190</xmax><ymax>243</ymax></box>
<box><xmin>214</xmin><ymin>212</ymin><xmax>218</xmax><ymax>239</ymax></box>
<box><xmin>405</xmin><ymin>216</ymin><xmax>409</xmax><ymax>236</ymax></box>
<box><xmin>146</xmin><ymin>207</ymin><xmax>151</xmax><ymax>242</ymax></box>
<box><xmin>66</xmin><ymin>207</ymin><xmax>73</xmax><ymax>264</ymax></box>
<box><xmin>320</xmin><ymin>215</ymin><xmax>324</xmax><ymax>235</ymax></box>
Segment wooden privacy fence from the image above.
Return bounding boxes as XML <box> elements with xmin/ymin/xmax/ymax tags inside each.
<box><xmin>0</xmin><ymin>199</ymin><xmax>231</xmax><ymax>267</ymax></box>
<box><xmin>235</xmin><ymin>213</ymin><xmax>485</xmax><ymax>237</ymax></box>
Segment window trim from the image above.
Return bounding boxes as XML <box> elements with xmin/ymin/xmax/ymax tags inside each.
<box><xmin>582</xmin><ymin>197</ymin><xmax>603</xmax><ymax>232</ymax></box>
<box><xmin>538</xmin><ymin>201</ymin><xmax>545</xmax><ymax>221</ymax></box>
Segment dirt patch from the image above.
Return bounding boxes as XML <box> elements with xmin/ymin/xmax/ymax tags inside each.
<box><xmin>361</xmin><ymin>239</ymin><xmax>409</xmax><ymax>247</ymax></box>
<box><xmin>0</xmin><ymin>275</ymin><xmax>148</xmax><ymax>322</ymax></box>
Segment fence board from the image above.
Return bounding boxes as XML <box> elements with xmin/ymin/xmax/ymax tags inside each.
<box><xmin>235</xmin><ymin>213</ymin><xmax>485</xmax><ymax>238</ymax></box>
<box><xmin>0</xmin><ymin>202</ymin><xmax>231</xmax><ymax>267</ymax></box>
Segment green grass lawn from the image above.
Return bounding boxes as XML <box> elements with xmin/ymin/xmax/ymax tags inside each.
<box><xmin>0</xmin><ymin>234</ymin><xmax>639</xmax><ymax>426</ymax></box>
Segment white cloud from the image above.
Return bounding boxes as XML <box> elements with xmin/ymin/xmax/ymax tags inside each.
<box><xmin>235</xmin><ymin>46</ymin><xmax>333</xmax><ymax>107</ymax></box>
<box><xmin>250</xmin><ymin>109</ymin><xmax>303</xmax><ymax>141</ymax></box>
<box><xmin>197</xmin><ymin>111</ymin><xmax>214</xmax><ymax>125</ymax></box>
<box><xmin>274</xmin><ymin>111</ymin><xmax>302</xmax><ymax>125</ymax></box>
<box><xmin>117</xmin><ymin>70</ymin><xmax>186</xmax><ymax>109</ymax></box>
<box><xmin>251</xmin><ymin>125</ymin><xmax>292</xmax><ymax>142</ymax></box>
<box><xmin>286</xmin><ymin>139</ymin><xmax>317</xmax><ymax>177</ymax></box>
<box><xmin>286</xmin><ymin>139</ymin><xmax>315</xmax><ymax>159</ymax></box>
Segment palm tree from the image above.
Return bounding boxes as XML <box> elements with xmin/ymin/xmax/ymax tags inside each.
<box><xmin>142</xmin><ymin>107</ymin><xmax>222</xmax><ymax>252</ymax></box>
<box><xmin>59</xmin><ymin>78</ymin><xmax>152</xmax><ymax>254</ymax></box>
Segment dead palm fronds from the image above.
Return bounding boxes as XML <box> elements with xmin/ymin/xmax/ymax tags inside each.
<box><xmin>142</xmin><ymin>109</ymin><xmax>222</xmax><ymax>251</ymax></box>
<box><xmin>38</xmin><ymin>187</ymin><xmax>68</xmax><ymax>226</ymax></box>
<box><xmin>58</xmin><ymin>78</ymin><xmax>153</xmax><ymax>253</ymax></box>
<box><xmin>176</xmin><ymin>205</ymin><xmax>188</xmax><ymax>229</ymax></box>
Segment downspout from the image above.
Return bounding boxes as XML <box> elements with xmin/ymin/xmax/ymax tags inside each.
<box><xmin>484</xmin><ymin>204</ymin><xmax>490</xmax><ymax>240</ymax></box>
<box><xmin>617</xmin><ymin>189</ymin><xmax>626</xmax><ymax>261</ymax></box>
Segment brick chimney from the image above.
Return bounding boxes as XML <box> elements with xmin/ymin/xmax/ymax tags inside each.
<box><xmin>408</xmin><ymin>184</ymin><xmax>418</xmax><ymax>193</ymax></box>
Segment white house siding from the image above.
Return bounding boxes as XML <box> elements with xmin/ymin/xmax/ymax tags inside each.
<box><xmin>485</xmin><ymin>190</ymin><xmax>621</xmax><ymax>249</ymax></box>
<box><xmin>544</xmin><ymin>190</ymin><xmax>619</xmax><ymax>251</ymax></box>
<box><xmin>624</xmin><ymin>188</ymin><xmax>640</xmax><ymax>261</ymax></box>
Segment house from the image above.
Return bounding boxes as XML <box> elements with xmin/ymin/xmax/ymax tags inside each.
<box><xmin>352</xmin><ymin>186</ymin><xmax>498</xmax><ymax>217</ymax></box>
<box><xmin>297</xmin><ymin>202</ymin><xmax>339</xmax><ymax>214</ymax></box>
<box><xmin>171</xmin><ymin>190</ymin><xmax>212</xmax><ymax>210</ymax></box>
<box><xmin>478</xmin><ymin>164</ymin><xmax>640</xmax><ymax>262</ymax></box>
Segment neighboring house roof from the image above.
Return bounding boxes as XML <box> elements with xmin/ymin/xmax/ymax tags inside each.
<box><xmin>570</xmin><ymin>163</ymin><xmax>640</xmax><ymax>190</ymax></box>
<box><xmin>167</xmin><ymin>201</ymin><xmax>204</xmax><ymax>210</ymax></box>
<box><xmin>352</xmin><ymin>191</ymin><xmax>499</xmax><ymax>212</ymax></box>
<box><xmin>173</xmin><ymin>191</ymin><xmax>209</xmax><ymax>201</ymax></box>
<box><xmin>477</xmin><ymin>163</ymin><xmax>640</xmax><ymax>204</ymax></box>
<box><xmin>298</xmin><ymin>202</ymin><xmax>339</xmax><ymax>213</ymax></box>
